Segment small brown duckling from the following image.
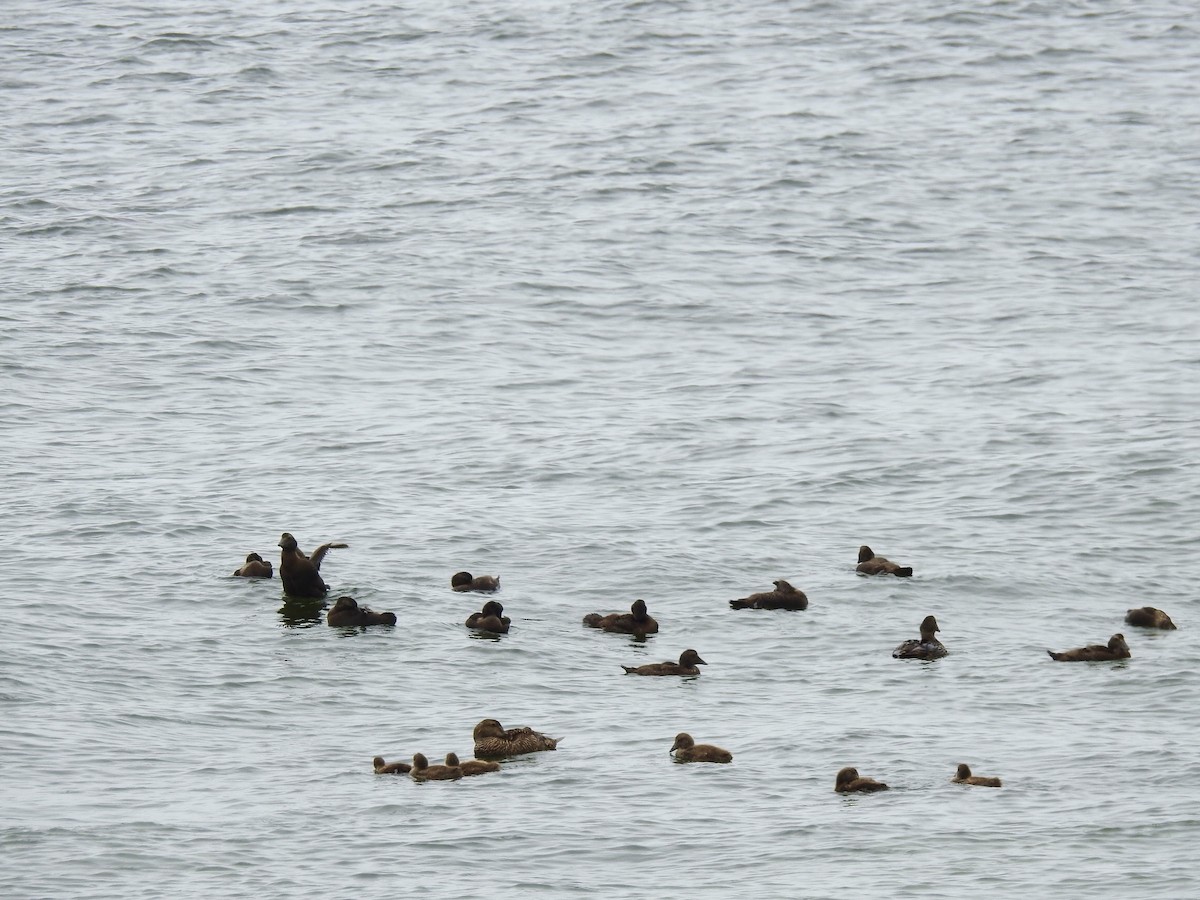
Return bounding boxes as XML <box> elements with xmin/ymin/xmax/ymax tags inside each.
<box><xmin>451</xmin><ymin>571</ymin><xmax>500</xmax><ymax>593</ymax></box>
<box><xmin>278</xmin><ymin>532</ymin><xmax>348</xmax><ymax>598</ymax></box>
<box><xmin>1124</xmin><ymin>607</ymin><xmax>1176</xmax><ymax>630</ymax></box>
<box><xmin>472</xmin><ymin>718</ymin><xmax>561</xmax><ymax>758</ymax></box>
<box><xmin>669</xmin><ymin>733</ymin><xmax>732</xmax><ymax>763</ymax></box>
<box><xmin>1047</xmin><ymin>633</ymin><xmax>1131</xmax><ymax>662</ymax></box>
<box><xmin>372</xmin><ymin>756</ymin><xmax>412</xmax><ymax>775</ymax></box>
<box><xmin>465</xmin><ymin>600</ymin><xmax>510</xmax><ymax>634</ymax></box>
<box><xmin>582</xmin><ymin>598</ymin><xmax>660</xmax><ymax>635</ymax></box>
<box><xmin>893</xmin><ymin>615</ymin><xmax>947</xmax><ymax>659</ymax></box>
<box><xmin>729</xmin><ymin>579</ymin><xmax>808</xmax><ymax>610</ymax></box>
<box><xmin>835</xmin><ymin>766</ymin><xmax>889</xmax><ymax>793</ymax></box>
<box><xmin>233</xmin><ymin>552</ymin><xmax>273</xmax><ymax>578</ymax></box>
<box><xmin>410</xmin><ymin>752</ymin><xmax>462</xmax><ymax>781</ymax></box>
<box><xmin>445</xmin><ymin>752</ymin><xmax>501</xmax><ymax>776</ymax></box>
<box><xmin>621</xmin><ymin>648</ymin><xmax>707</xmax><ymax>676</ymax></box>
<box><xmin>856</xmin><ymin>545</ymin><xmax>913</xmax><ymax>577</ymax></box>
<box><xmin>952</xmin><ymin>763</ymin><xmax>1002</xmax><ymax>787</ymax></box>
<box><xmin>326</xmin><ymin>596</ymin><xmax>397</xmax><ymax>627</ymax></box>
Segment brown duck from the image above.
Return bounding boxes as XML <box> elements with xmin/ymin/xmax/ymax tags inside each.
<box><xmin>410</xmin><ymin>752</ymin><xmax>462</xmax><ymax>781</ymax></box>
<box><xmin>856</xmin><ymin>545</ymin><xmax>913</xmax><ymax>577</ymax></box>
<box><xmin>233</xmin><ymin>552</ymin><xmax>273</xmax><ymax>578</ymax></box>
<box><xmin>327</xmin><ymin>596</ymin><xmax>396</xmax><ymax>627</ymax></box>
<box><xmin>1047</xmin><ymin>633</ymin><xmax>1131</xmax><ymax>662</ymax></box>
<box><xmin>1124</xmin><ymin>607</ymin><xmax>1176</xmax><ymax>630</ymax></box>
<box><xmin>465</xmin><ymin>600</ymin><xmax>510</xmax><ymax>634</ymax></box>
<box><xmin>729</xmin><ymin>580</ymin><xmax>808</xmax><ymax>610</ymax></box>
<box><xmin>452</xmin><ymin>571</ymin><xmax>500</xmax><ymax>592</ymax></box>
<box><xmin>583</xmin><ymin>598</ymin><xmax>659</xmax><ymax>635</ymax></box>
<box><xmin>621</xmin><ymin>649</ymin><xmax>707</xmax><ymax>676</ymax></box>
<box><xmin>472</xmin><ymin>718</ymin><xmax>561</xmax><ymax>759</ymax></box>
<box><xmin>835</xmin><ymin>766</ymin><xmax>889</xmax><ymax>793</ymax></box>
<box><xmin>445</xmin><ymin>752</ymin><xmax>501</xmax><ymax>776</ymax></box>
<box><xmin>893</xmin><ymin>615</ymin><xmax>947</xmax><ymax>660</ymax></box>
<box><xmin>372</xmin><ymin>756</ymin><xmax>411</xmax><ymax>775</ymax></box>
<box><xmin>952</xmin><ymin>763</ymin><xmax>1002</xmax><ymax>787</ymax></box>
<box><xmin>278</xmin><ymin>532</ymin><xmax>348</xmax><ymax>598</ymax></box>
<box><xmin>669</xmin><ymin>733</ymin><xmax>732</xmax><ymax>763</ymax></box>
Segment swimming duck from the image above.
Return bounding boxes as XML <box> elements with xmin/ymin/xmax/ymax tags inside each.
<box><xmin>952</xmin><ymin>763</ymin><xmax>1002</xmax><ymax>787</ymax></box>
<box><xmin>729</xmin><ymin>580</ymin><xmax>808</xmax><ymax>610</ymax></box>
<box><xmin>451</xmin><ymin>571</ymin><xmax>500</xmax><ymax>593</ymax></box>
<box><xmin>326</xmin><ymin>596</ymin><xmax>397</xmax><ymax>627</ymax></box>
<box><xmin>835</xmin><ymin>766</ymin><xmax>889</xmax><ymax>793</ymax></box>
<box><xmin>465</xmin><ymin>600</ymin><xmax>510</xmax><ymax>634</ymax></box>
<box><xmin>1047</xmin><ymin>633</ymin><xmax>1131</xmax><ymax>662</ymax></box>
<box><xmin>445</xmin><ymin>752</ymin><xmax>501</xmax><ymax>776</ymax></box>
<box><xmin>372</xmin><ymin>756</ymin><xmax>412</xmax><ymax>775</ymax></box>
<box><xmin>278</xmin><ymin>532</ymin><xmax>348</xmax><ymax>598</ymax></box>
<box><xmin>893</xmin><ymin>615</ymin><xmax>947</xmax><ymax>660</ymax></box>
<box><xmin>856</xmin><ymin>545</ymin><xmax>913</xmax><ymax>577</ymax></box>
<box><xmin>410</xmin><ymin>752</ymin><xmax>462</xmax><ymax>781</ymax></box>
<box><xmin>583</xmin><ymin>598</ymin><xmax>660</xmax><ymax>634</ymax></box>
<box><xmin>621</xmin><ymin>649</ymin><xmax>707</xmax><ymax>676</ymax></box>
<box><xmin>472</xmin><ymin>718</ymin><xmax>561</xmax><ymax>758</ymax></box>
<box><xmin>233</xmin><ymin>552</ymin><xmax>273</xmax><ymax>578</ymax></box>
<box><xmin>669</xmin><ymin>732</ymin><xmax>733</xmax><ymax>763</ymax></box>
<box><xmin>1124</xmin><ymin>607</ymin><xmax>1176</xmax><ymax>630</ymax></box>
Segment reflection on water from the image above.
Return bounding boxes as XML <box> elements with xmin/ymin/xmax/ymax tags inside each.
<box><xmin>277</xmin><ymin>598</ymin><xmax>325</xmax><ymax>629</ymax></box>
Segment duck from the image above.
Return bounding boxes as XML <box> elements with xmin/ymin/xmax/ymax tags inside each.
<box><xmin>952</xmin><ymin>763</ymin><xmax>1002</xmax><ymax>787</ymax></box>
<box><xmin>445</xmin><ymin>752</ymin><xmax>501</xmax><ymax>776</ymax></box>
<box><xmin>472</xmin><ymin>718</ymin><xmax>561</xmax><ymax>758</ymax></box>
<box><xmin>410</xmin><ymin>752</ymin><xmax>462</xmax><ymax>781</ymax></box>
<box><xmin>621</xmin><ymin>648</ymin><xmax>707</xmax><ymax>676</ymax></box>
<box><xmin>582</xmin><ymin>598</ymin><xmax>659</xmax><ymax>635</ymax></box>
<box><xmin>233</xmin><ymin>552</ymin><xmax>273</xmax><ymax>578</ymax></box>
<box><xmin>1047</xmin><ymin>633</ymin><xmax>1130</xmax><ymax>662</ymax></box>
<box><xmin>835</xmin><ymin>766</ymin><xmax>889</xmax><ymax>793</ymax></box>
<box><xmin>451</xmin><ymin>571</ymin><xmax>500</xmax><ymax>593</ymax></box>
<box><xmin>465</xmin><ymin>600</ymin><xmax>510</xmax><ymax>634</ymax></box>
<box><xmin>372</xmin><ymin>756</ymin><xmax>412</xmax><ymax>775</ymax></box>
<box><xmin>856</xmin><ymin>545</ymin><xmax>913</xmax><ymax>577</ymax></box>
<box><xmin>893</xmin><ymin>615</ymin><xmax>947</xmax><ymax>660</ymax></box>
<box><xmin>326</xmin><ymin>596</ymin><xmax>396</xmax><ymax>627</ymax></box>
<box><xmin>1124</xmin><ymin>607</ymin><xmax>1176</xmax><ymax>630</ymax></box>
<box><xmin>669</xmin><ymin>733</ymin><xmax>732</xmax><ymax>763</ymax></box>
<box><xmin>729</xmin><ymin>579</ymin><xmax>808</xmax><ymax>610</ymax></box>
<box><xmin>278</xmin><ymin>532</ymin><xmax>348</xmax><ymax>598</ymax></box>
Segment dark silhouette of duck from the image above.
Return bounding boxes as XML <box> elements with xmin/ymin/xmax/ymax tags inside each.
<box><xmin>472</xmin><ymin>718</ymin><xmax>561</xmax><ymax>758</ymax></box>
<box><xmin>893</xmin><ymin>615</ymin><xmax>947</xmax><ymax>659</ymax></box>
<box><xmin>445</xmin><ymin>752</ymin><xmax>501</xmax><ymax>776</ymax></box>
<box><xmin>621</xmin><ymin>648</ymin><xmax>707</xmax><ymax>676</ymax></box>
<box><xmin>451</xmin><ymin>571</ymin><xmax>500</xmax><ymax>592</ymax></box>
<box><xmin>952</xmin><ymin>763</ymin><xmax>1002</xmax><ymax>787</ymax></box>
<box><xmin>835</xmin><ymin>766</ymin><xmax>889</xmax><ymax>793</ymax></box>
<box><xmin>372</xmin><ymin>756</ymin><xmax>411</xmax><ymax>775</ymax></box>
<box><xmin>583</xmin><ymin>598</ymin><xmax>659</xmax><ymax>635</ymax></box>
<box><xmin>669</xmin><ymin>733</ymin><xmax>732</xmax><ymax>763</ymax></box>
<box><xmin>465</xmin><ymin>600</ymin><xmax>510</xmax><ymax>634</ymax></box>
<box><xmin>326</xmin><ymin>596</ymin><xmax>396</xmax><ymax>627</ymax></box>
<box><xmin>278</xmin><ymin>532</ymin><xmax>348</xmax><ymax>598</ymax></box>
<box><xmin>233</xmin><ymin>552</ymin><xmax>273</xmax><ymax>578</ymax></box>
<box><xmin>856</xmin><ymin>545</ymin><xmax>913</xmax><ymax>577</ymax></box>
<box><xmin>729</xmin><ymin>580</ymin><xmax>808</xmax><ymax>610</ymax></box>
<box><xmin>1047</xmin><ymin>633</ymin><xmax>1131</xmax><ymax>662</ymax></box>
<box><xmin>1125</xmin><ymin>607</ymin><xmax>1176</xmax><ymax>630</ymax></box>
<box><xmin>410</xmin><ymin>752</ymin><xmax>462</xmax><ymax>781</ymax></box>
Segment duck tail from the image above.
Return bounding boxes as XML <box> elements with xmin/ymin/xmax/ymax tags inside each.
<box><xmin>729</xmin><ymin>599</ymin><xmax>750</xmax><ymax>610</ymax></box>
<box><xmin>1046</xmin><ymin>650</ymin><xmax>1060</xmax><ymax>660</ymax></box>
<box><xmin>620</xmin><ymin>666</ymin><xmax>636</xmax><ymax>674</ymax></box>
<box><xmin>896</xmin><ymin>567</ymin><xmax>913</xmax><ymax>577</ymax></box>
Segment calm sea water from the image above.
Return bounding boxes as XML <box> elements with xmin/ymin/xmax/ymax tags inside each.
<box><xmin>4</xmin><ymin>0</ymin><xmax>1200</xmax><ymax>897</ymax></box>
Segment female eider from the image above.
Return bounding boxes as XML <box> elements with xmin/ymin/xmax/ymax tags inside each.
<box><xmin>729</xmin><ymin>579</ymin><xmax>808</xmax><ymax>610</ymax></box>
<box><xmin>1124</xmin><ymin>607</ymin><xmax>1176</xmax><ymax>630</ymax></box>
<box><xmin>465</xmin><ymin>600</ymin><xmax>511</xmax><ymax>634</ymax></box>
<box><xmin>1047</xmin><ymin>633</ymin><xmax>1130</xmax><ymax>662</ymax></box>
<box><xmin>621</xmin><ymin>649</ymin><xmax>707</xmax><ymax>676</ymax></box>
<box><xmin>893</xmin><ymin>615</ymin><xmax>947</xmax><ymax>660</ymax></box>
<box><xmin>856</xmin><ymin>545</ymin><xmax>913</xmax><ymax>577</ymax></box>
<box><xmin>451</xmin><ymin>571</ymin><xmax>500</xmax><ymax>593</ymax></box>
<box><xmin>835</xmin><ymin>767</ymin><xmax>889</xmax><ymax>793</ymax></box>
<box><xmin>233</xmin><ymin>552</ymin><xmax>273</xmax><ymax>578</ymax></box>
<box><xmin>472</xmin><ymin>718</ymin><xmax>561</xmax><ymax>758</ymax></box>
<box><xmin>669</xmin><ymin>733</ymin><xmax>732</xmax><ymax>763</ymax></box>
<box><xmin>326</xmin><ymin>596</ymin><xmax>396</xmax><ymax>627</ymax></box>
<box><xmin>583</xmin><ymin>598</ymin><xmax>659</xmax><ymax>635</ymax></box>
<box><xmin>952</xmin><ymin>763</ymin><xmax>1002</xmax><ymax>787</ymax></box>
<box><xmin>278</xmin><ymin>532</ymin><xmax>348</xmax><ymax>598</ymax></box>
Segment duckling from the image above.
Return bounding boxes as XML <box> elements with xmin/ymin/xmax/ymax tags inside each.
<box><xmin>893</xmin><ymin>615</ymin><xmax>947</xmax><ymax>660</ymax></box>
<box><xmin>278</xmin><ymin>532</ymin><xmax>348</xmax><ymax>598</ymax></box>
<box><xmin>669</xmin><ymin>732</ymin><xmax>732</xmax><ymax>763</ymax></box>
<box><xmin>372</xmin><ymin>756</ymin><xmax>411</xmax><ymax>775</ymax></box>
<box><xmin>451</xmin><ymin>571</ymin><xmax>500</xmax><ymax>593</ymax></box>
<box><xmin>1047</xmin><ymin>633</ymin><xmax>1131</xmax><ymax>661</ymax></box>
<box><xmin>728</xmin><ymin>579</ymin><xmax>808</xmax><ymax>610</ymax></box>
<box><xmin>856</xmin><ymin>545</ymin><xmax>913</xmax><ymax>577</ymax></box>
<box><xmin>233</xmin><ymin>552</ymin><xmax>273</xmax><ymax>578</ymax></box>
<box><xmin>835</xmin><ymin>766</ymin><xmax>889</xmax><ymax>793</ymax></box>
<box><xmin>952</xmin><ymin>763</ymin><xmax>1002</xmax><ymax>787</ymax></box>
<box><xmin>472</xmin><ymin>718</ymin><xmax>561</xmax><ymax>758</ymax></box>
<box><xmin>326</xmin><ymin>596</ymin><xmax>397</xmax><ymax>627</ymax></box>
<box><xmin>621</xmin><ymin>648</ymin><xmax>707</xmax><ymax>676</ymax></box>
<box><xmin>410</xmin><ymin>752</ymin><xmax>462</xmax><ymax>781</ymax></box>
<box><xmin>1124</xmin><ymin>607</ymin><xmax>1176</xmax><ymax>630</ymax></box>
<box><xmin>465</xmin><ymin>600</ymin><xmax>510</xmax><ymax>634</ymax></box>
<box><xmin>582</xmin><ymin>598</ymin><xmax>660</xmax><ymax>635</ymax></box>
<box><xmin>445</xmin><ymin>752</ymin><xmax>500</xmax><ymax>776</ymax></box>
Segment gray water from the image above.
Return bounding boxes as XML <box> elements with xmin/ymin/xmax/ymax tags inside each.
<box><xmin>4</xmin><ymin>0</ymin><xmax>1200</xmax><ymax>897</ymax></box>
